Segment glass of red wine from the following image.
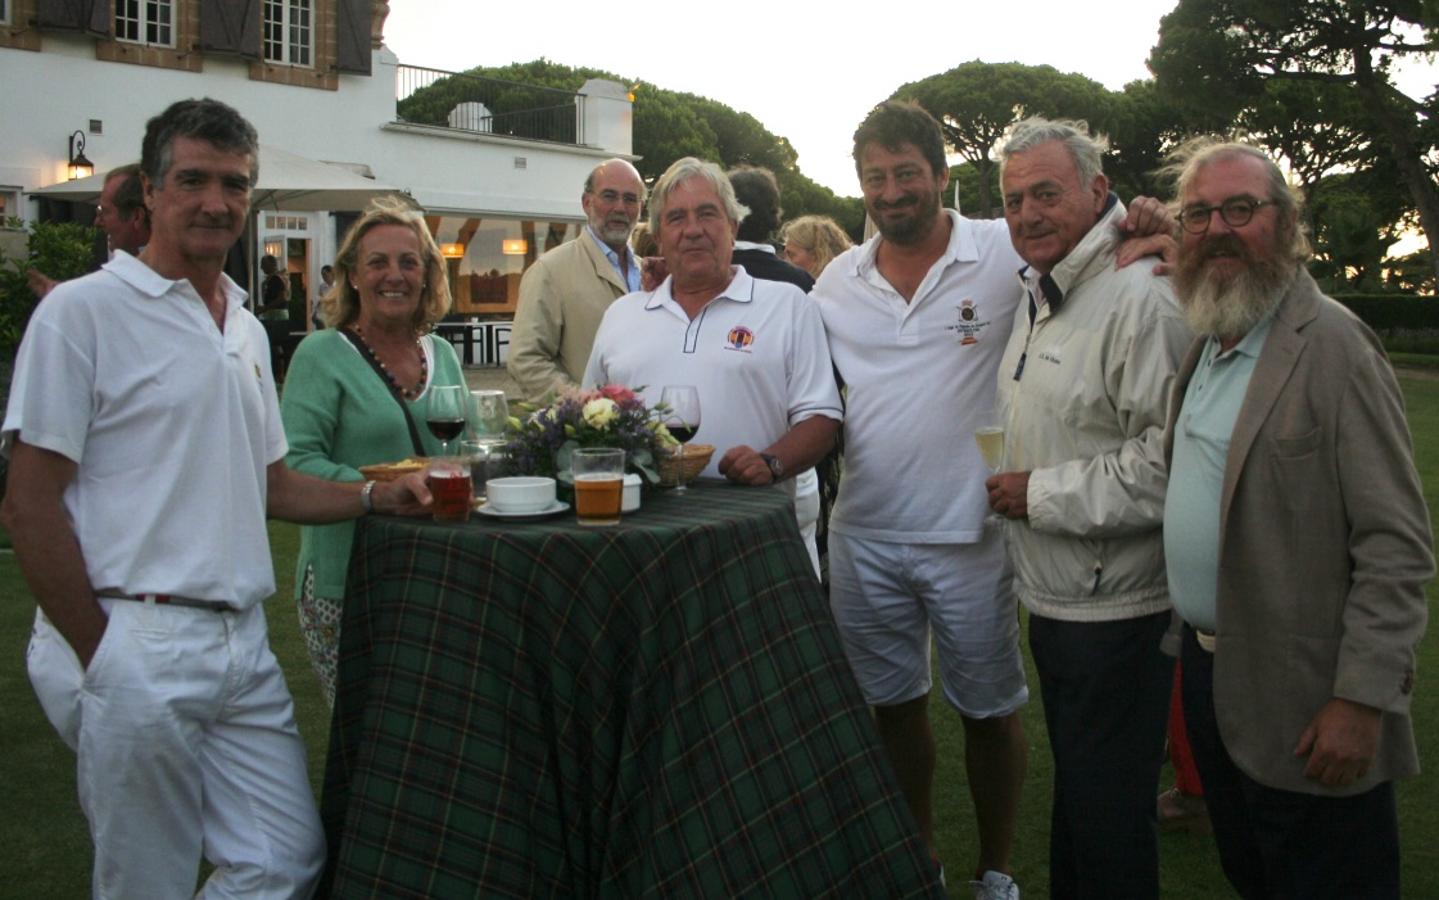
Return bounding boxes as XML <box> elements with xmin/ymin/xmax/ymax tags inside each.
<box><xmin>660</xmin><ymin>385</ymin><xmax>701</xmax><ymax>493</ymax></box>
<box><xmin>426</xmin><ymin>384</ymin><xmax>467</xmax><ymax>456</ymax></box>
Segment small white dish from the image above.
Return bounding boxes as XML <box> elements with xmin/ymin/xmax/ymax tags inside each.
<box><xmin>485</xmin><ymin>476</ymin><xmax>557</xmax><ymax>513</ymax></box>
<box><xmin>476</xmin><ymin>499</ymin><xmax>570</xmax><ymax>520</ymax></box>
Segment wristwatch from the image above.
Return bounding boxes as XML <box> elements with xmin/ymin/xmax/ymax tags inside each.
<box><xmin>759</xmin><ymin>453</ymin><xmax>785</xmax><ymax>482</ymax></box>
<box><xmin>359</xmin><ymin>480</ymin><xmax>377</xmax><ymax>514</ymax></box>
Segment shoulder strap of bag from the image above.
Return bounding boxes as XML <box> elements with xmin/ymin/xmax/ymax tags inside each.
<box><xmin>339</xmin><ymin>327</ymin><xmax>428</xmax><ymax>457</ymax></box>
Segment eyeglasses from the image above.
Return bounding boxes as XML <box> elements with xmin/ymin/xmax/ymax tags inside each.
<box><xmin>1179</xmin><ymin>197</ymin><xmax>1274</xmax><ymax>233</ymax></box>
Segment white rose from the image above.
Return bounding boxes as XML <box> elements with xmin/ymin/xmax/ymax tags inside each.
<box><xmin>582</xmin><ymin>397</ymin><xmax>619</xmax><ymax>429</ymax></box>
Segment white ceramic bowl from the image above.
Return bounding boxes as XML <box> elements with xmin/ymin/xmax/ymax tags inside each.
<box><xmin>485</xmin><ymin>476</ymin><xmax>556</xmax><ymax>513</ymax></box>
<box><xmin>622</xmin><ymin>473</ymin><xmax>641</xmax><ymax>512</ymax></box>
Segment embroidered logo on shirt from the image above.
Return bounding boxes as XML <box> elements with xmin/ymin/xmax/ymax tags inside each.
<box><xmin>945</xmin><ymin>300</ymin><xmax>990</xmax><ymax>345</ymax></box>
<box><xmin>725</xmin><ymin>326</ymin><xmax>755</xmax><ymax>353</ymax></box>
<box><xmin>1037</xmin><ymin>348</ymin><xmax>1063</xmax><ymax>366</ymax></box>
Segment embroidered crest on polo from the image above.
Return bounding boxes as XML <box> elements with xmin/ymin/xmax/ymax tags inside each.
<box><xmin>946</xmin><ymin>299</ymin><xmax>991</xmax><ymax>346</ymax></box>
<box><xmin>725</xmin><ymin>325</ymin><xmax>755</xmax><ymax>353</ymax></box>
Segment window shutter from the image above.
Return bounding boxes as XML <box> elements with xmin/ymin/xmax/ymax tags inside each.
<box><xmin>199</xmin><ymin>0</ymin><xmax>260</xmax><ymax>58</ymax></box>
<box><xmin>34</xmin><ymin>0</ymin><xmax>110</xmax><ymax>36</ymax></box>
<box><xmin>335</xmin><ymin>0</ymin><xmax>371</xmax><ymax>75</ymax></box>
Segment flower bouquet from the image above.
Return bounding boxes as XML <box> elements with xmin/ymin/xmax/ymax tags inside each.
<box><xmin>502</xmin><ymin>384</ymin><xmax>677</xmax><ymax>488</ymax></box>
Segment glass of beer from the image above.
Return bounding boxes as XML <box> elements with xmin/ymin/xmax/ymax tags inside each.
<box><xmin>426</xmin><ymin>458</ymin><xmax>473</xmax><ymax>522</ymax></box>
<box><xmin>572</xmin><ymin>447</ymin><xmax>625</xmax><ymax>526</ymax></box>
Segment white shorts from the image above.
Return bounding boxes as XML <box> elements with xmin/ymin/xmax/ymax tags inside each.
<box><xmin>828</xmin><ymin>529</ymin><xmax>1028</xmax><ymax>717</ymax></box>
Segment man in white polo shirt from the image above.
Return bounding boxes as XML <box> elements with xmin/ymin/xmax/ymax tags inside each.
<box><xmin>583</xmin><ymin>157</ymin><xmax>841</xmax><ymax>572</ymax></box>
<box><xmin>815</xmin><ymin>101</ymin><xmax>1175</xmax><ymax>899</ymax></box>
<box><xmin>1</xmin><ymin>98</ymin><xmax>430</xmax><ymax>898</ymax></box>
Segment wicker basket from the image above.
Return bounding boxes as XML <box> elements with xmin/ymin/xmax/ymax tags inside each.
<box><xmin>658</xmin><ymin>443</ymin><xmax>714</xmax><ymax>487</ymax></box>
<box><xmin>359</xmin><ymin>457</ymin><xmax>428</xmax><ymax>483</ymax></box>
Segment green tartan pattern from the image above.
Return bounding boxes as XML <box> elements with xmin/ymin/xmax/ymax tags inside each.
<box><xmin>320</xmin><ymin>481</ymin><xmax>941</xmax><ymax>898</ymax></box>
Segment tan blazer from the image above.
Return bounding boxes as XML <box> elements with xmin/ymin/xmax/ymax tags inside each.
<box><xmin>1164</xmin><ymin>268</ymin><xmax>1432</xmax><ymax>795</ymax></box>
<box><xmin>508</xmin><ymin>233</ymin><xmax>630</xmax><ymax>402</ymax></box>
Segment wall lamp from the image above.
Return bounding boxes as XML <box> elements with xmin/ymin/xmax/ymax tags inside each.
<box><xmin>68</xmin><ymin>130</ymin><xmax>95</xmax><ymax>181</ymax></box>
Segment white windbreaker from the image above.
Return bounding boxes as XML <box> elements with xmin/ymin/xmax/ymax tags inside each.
<box><xmin>995</xmin><ymin>200</ymin><xmax>1193</xmax><ymax>621</ymax></box>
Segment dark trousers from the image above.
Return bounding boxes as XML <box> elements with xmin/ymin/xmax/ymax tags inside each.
<box><xmin>1029</xmin><ymin>610</ymin><xmax>1172</xmax><ymax>899</ymax></box>
<box><xmin>1180</xmin><ymin>627</ymin><xmax>1401</xmax><ymax>899</ymax></box>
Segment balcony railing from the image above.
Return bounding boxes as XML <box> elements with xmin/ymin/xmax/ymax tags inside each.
<box><xmin>395</xmin><ymin>64</ymin><xmax>584</xmax><ymax>146</ymax></box>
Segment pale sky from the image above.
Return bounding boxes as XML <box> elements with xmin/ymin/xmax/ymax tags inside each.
<box><xmin>383</xmin><ymin>2</ymin><xmax>1437</xmax><ymax>200</ymax></box>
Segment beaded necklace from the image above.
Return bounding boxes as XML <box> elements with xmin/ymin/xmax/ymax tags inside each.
<box><xmin>349</xmin><ymin>325</ymin><xmax>428</xmax><ymax>401</ymax></box>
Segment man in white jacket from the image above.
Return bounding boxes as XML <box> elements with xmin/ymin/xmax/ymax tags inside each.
<box><xmin>986</xmin><ymin>117</ymin><xmax>1192</xmax><ymax>899</ymax></box>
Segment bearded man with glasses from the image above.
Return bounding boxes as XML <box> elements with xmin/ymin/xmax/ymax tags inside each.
<box><xmin>1162</xmin><ymin>139</ymin><xmax>1432</xmax><ymax>899</ymax></box>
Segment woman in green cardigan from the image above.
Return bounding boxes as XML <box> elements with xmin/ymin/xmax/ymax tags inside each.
<box><xmin>280</xmin><ymin>197</ymin><xmax>465</xmax><ymax>705</ymax></box>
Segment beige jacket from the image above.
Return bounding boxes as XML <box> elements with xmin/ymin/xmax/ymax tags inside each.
<box><xmin>1164</xmin><ymin>268</ymin><xmax>1432</xmax><ymax>794</ymax></box>
<box><xmin>508</xmin><ymin>233</ymin><xmax>631</xmax><ymax>402</ymax></box>
<box><xmin>996</xmin><ymin>200</ymin><xmax>1192</xmax><ymax>621</ymax></box>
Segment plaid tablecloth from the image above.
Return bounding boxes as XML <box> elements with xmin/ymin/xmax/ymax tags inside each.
<box><xmin>320</xmin><ymin>481</ymin><xmax>941</xmax><ymax>898</ymax></box>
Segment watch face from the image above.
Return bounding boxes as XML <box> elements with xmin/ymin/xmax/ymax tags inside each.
<box><xmin>763</xmin><ymin>454</ymin><xmax>783</xmax><ymax>479</ymax></box>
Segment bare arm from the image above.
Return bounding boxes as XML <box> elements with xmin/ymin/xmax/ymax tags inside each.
<box><xmin>0</xmin><ymin>441</ymin><xmax>108</xmax><ymax>667</ymax></box>
<box><xmin>717</xmin><ymin>415</ymin><xmax>839</xmax><ymax>486</ymax></box>
<box><xmin>27</xmin><ymin>269</ymin><xmax>58</xmax><ymax>300</ymax></box>
<box><xmin>265</xmin><ymin>460</ymin><xmax>432</xmax><ymax>523</ymax></box>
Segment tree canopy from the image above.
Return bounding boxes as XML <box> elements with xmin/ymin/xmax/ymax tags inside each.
<box><xmin>1148</xmin><ymin>0</ymin><xmax>1439</xmax><ymax>286</ymax></box>
<box><xmin>891</xmin><ymin>61</ymin><xmax>1114</xmax><ymax>218</ymax></box>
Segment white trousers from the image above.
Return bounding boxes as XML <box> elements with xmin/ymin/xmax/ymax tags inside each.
<box><xmin>27</xmin><ymin>599</ymin><xmax>324</xmax><ymax>899</ymax></box>
<box><xmin>794</xmin><ymin>467</ymin><xmax>821</xmax><ymax>578</ymax></box>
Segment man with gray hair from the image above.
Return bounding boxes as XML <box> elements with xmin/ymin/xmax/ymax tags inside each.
<box><xmin>510</xmin><ymin>157</ymin><xmax>647</xmax><ymax>401</ymax></box>
<box><xmin>1164</xmin><ymin>140</ymin><xmax>1431</xmax><ymax>898</ymax></box>
<box><xmin>985</xmin><ymin>117</ymin><xmax>1191</xmax><ymax>897</ymax></box>
<box><xmin>584</xmin><ymin>157</ymin><xmax>841</xmax><ymax>571</ymax></box>
<box><xmin>3</xmin><ymin>97</ymin><xmax>432</xmax><ymax>896</ymax></box>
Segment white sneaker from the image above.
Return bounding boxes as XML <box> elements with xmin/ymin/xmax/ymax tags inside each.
<box><xmin>969</xmin><ymin>870</ymin><xmax>1019</xmax><ymax>900</ymax></box>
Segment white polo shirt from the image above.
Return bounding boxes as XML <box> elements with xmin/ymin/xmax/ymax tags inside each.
<box><xmin>583</xmin><ymin>267</ymin><xmax>842</xmax><ymax>483</ymax></box>
<box><xmin>2</xmin><ymin>252</ymin><xmax>287</xmax><ymax>609</ymax></box>
<box><xmin>816</xmin><ymin>211</ymin><xmax>1022</xmax><ymax>543</ymax></box>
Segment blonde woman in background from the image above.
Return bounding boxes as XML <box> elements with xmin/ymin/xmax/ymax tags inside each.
<box><xmin>780</xmin><ymin>215</ymin><xmax>854</xmax><ymax>279</ymax></box>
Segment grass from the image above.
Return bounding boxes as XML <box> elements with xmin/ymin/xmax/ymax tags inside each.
<box><xmin>3</xmin><ymin>379</ymin><xmax>1439</xmax><ymax>897</ymax></box>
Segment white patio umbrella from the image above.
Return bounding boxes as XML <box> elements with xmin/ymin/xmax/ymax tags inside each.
<box><xmin>32</xmin><ymin>144</ymin><xmax>411</xmax><ymax>301</ymax></box>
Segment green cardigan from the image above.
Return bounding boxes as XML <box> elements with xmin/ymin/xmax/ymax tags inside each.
<box><xmin>280</xmin><ymin>329</ymin><xmax>465</xmax><ymax>598</ymax></box>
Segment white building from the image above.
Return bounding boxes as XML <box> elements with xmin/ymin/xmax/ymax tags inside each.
<box><xmin>0</xmin><ymin>0</ymin><xmax>634</xmax><ymax>334</ymax></box>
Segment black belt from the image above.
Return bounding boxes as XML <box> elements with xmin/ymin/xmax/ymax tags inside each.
<box><xmin>96</xmin><ymin>591</ymin><xmax>237</xmax><ymax>612</ymax></box>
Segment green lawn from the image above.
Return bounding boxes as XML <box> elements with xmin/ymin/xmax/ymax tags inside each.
<box><xmin>2</xmin><ymin>379</ymin><xmax>1438</xmax><ymax>898</ymax></box>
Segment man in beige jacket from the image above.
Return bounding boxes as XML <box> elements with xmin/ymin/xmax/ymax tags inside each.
<box><xmin>987</xmin><ymin>118</ymin><xmax>1191</xmax><ymax>899</ymax></box>
<box><xmin>508</xmin><ymin>158</ymin><xmax>645</xmax><ymax>401</ymax></box>
<box><xmin>1163</xmin><ymin>139</ymin><xmax>1431</xmax><ymax>899</ymax></box>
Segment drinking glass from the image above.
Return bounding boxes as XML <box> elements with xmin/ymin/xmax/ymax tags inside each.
<box><xmin>426</xmin><ymin>457</ymin><xmax>473</xmax><ymax>522</ymax></box>
<box><xmin>660</xmin><ymin>385</ymin><xmax>701</xmax><ymax>493</ymax></box>
<box><xmin>469</xmin><ymin>389</ymin><xmax>509</xmax><ymax>440</ymax></box>
<box><xmin>975</xmin><ymin>408</ymin><xmax>1007</xmax><ymax>528</ymax></box>
<box><xmin>572</xmin><ymin>447</ymin><xmax>625</xmax><ymax>526</ymax></box>
<box><xmin>460</xmin><ymin>438</ymin><xmax>507</xmax><ymax>504</ymax></box>
<box><xmin>426</xmin><ymin>385</ymin><xmax>466</xmax><ymax>455</ymax></box>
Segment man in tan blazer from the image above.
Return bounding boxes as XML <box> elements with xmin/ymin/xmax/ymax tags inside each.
<box><xmin>508</xmin><ymin>158</ymin><xmax>645</xmax><ymax>401</ymax></box>
<box><xmin>1162</xmin><ymin>139</ymin><xmax>1432</xmax><ymax>899</ymax></box>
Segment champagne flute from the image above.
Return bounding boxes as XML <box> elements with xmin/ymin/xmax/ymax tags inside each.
<box><xmin>426</xmin><ymin>384</ymin><xmax>466</xmax><ymax>456</ymax></box>
<box><xmin>975</xmin><ymin>408</ymin><xmax>1006</xmax><ymax>528</ymax></box>
<box><xmin>660</xmin><ymin>385</ymin><xmax>701</xmax><ymax>493</ymax></box>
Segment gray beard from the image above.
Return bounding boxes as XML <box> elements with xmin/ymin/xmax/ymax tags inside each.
<box><xmin>1175</xmin><ymin>251</ymin><xmax>1295</xmax><ymax>342</ymax></box>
